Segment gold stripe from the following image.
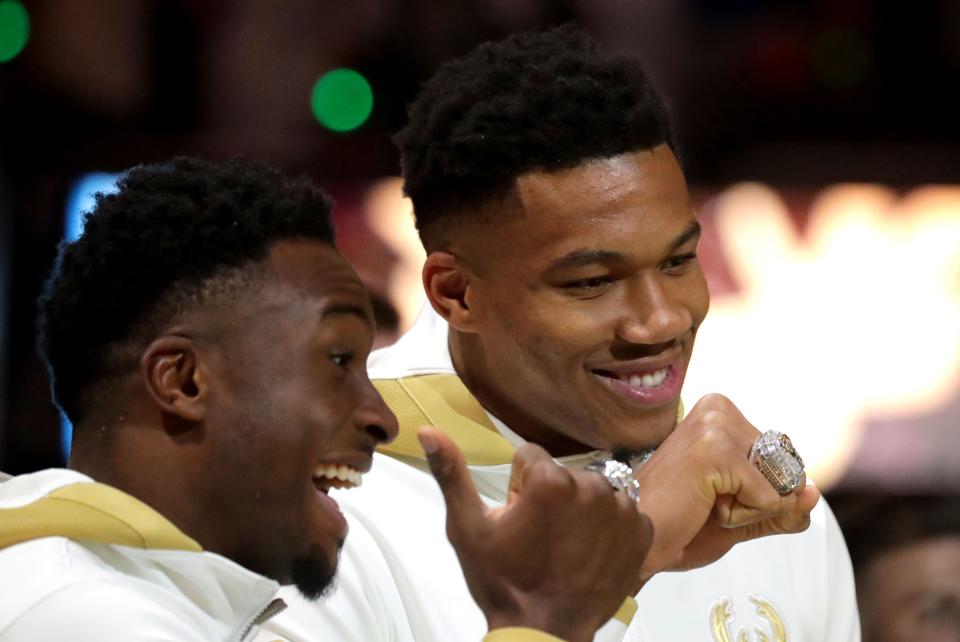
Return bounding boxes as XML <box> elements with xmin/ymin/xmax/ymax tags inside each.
<box><xmin>0</xmin><ymin>483</ymin><xmax>200</xmax><ymax>552</ymax></box>
<box><xmin>482</xmin><ymin>628</ymin><xmax>567</xmax><ymax>642</ymax></box>
<box><xmin>376</xmin><ymin>373</ymin><xmax>685</xmax><ymax>468</ymax></box>
<box><xmin>376</xmin><ymin>375</ymin><xmax>516</xmax><ymax>466</ymax></box>
<box><xmin>613</xmin><ymin>596</ymin><xmax>639</xmax><ymax>625</ymax></box>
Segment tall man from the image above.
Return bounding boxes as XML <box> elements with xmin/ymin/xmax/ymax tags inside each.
<box><xmin>270</xmin><ymin>26</ymin><xmax>859</xmax><ymax>642</ymax></box>
<box><xmin>0</xmin><ymin>157</ymin><xmax>654</xmax><ymax>641</ymax></box>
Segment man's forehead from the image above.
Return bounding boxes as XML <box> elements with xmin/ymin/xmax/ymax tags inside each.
<box><xmin>515</xmin><ymin>153</ymin><xmax>656</xmax><ymax>210</ymax></box>
<box><xmin>265</xmin><ymin>240</ymin><xmax>373</xmax><ymax>319</ymax></box>
<box><xmin>267</xmin><ymin>240</ymin><xmax>355</xmax><ymax>285</ymax></box>
<box><xmin>514</xmin><ymin>146</ymin><xmax>681</xmax><ymax>209</ymax></box>
<box><xmin>496</xmin><ymin>147</ymin><xmax>693</xmax><ymax>249</ymax></box>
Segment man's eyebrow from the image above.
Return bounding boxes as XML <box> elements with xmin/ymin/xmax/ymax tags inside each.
<box><xmin>546</xmin><ymin>249</ymin><xmax>629</xmax><ymax>272</ymax></box>
<box><xmin>320</xmin><ymin>303</ymin><xmax>373</xmax><ymax>327</ymax></box>
<box><xmin>668</xmin><ymin>220</ymin><xmax>701</xmax><ymax>253</ymax></box>
<box><xmin>544</xmin><ymin>221</ymin><xmax>702</xmax><ymax>272</ymax></box>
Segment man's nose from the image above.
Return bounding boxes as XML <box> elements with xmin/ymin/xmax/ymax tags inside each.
<box><xmin>355</xmin><ymin>379</ymin><xmax>400</xmax><ymax>445</ymax></box>
<box><xmin>616</xmin><ymin>275</ymin><xmax>691</xmax><ymax>345</ymax></box>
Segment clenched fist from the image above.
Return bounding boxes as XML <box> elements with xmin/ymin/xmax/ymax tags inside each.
<box><xmin>636</xmin><ymin>394</ymin><xmax>820</xmax><ymax>580</ymax></box>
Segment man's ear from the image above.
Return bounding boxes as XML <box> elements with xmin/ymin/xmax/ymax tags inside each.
<box><xmin>140</xmin><ymin>336</ymin><xmax>206</xmax><ymax>423</ymax></box>
<box><xmin>423</xmin><ymin>252</ymin><xmax>478</xmax><ymax>333</ymax></box>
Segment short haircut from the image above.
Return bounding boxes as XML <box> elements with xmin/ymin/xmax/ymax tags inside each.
<box><xmin>395</xmin><ymin>25</ymin><xmax>675</xmax><ymax>247</ymax></box>
<box><xmin>37</xmin><ymin>157</ymin><xmax>335</xmax><ymax>427</ymax></box>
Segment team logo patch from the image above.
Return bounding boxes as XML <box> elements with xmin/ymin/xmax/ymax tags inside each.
<box><xmin>710</xmin><ymin>594</ymin><xmax>787</xmax><ymax>642</ymax></box>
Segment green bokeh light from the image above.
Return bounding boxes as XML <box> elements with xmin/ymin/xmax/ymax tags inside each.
<box><xmin>311</xmin><ymin>68</ymin><xmax>373</xmax><ymax>132</ymax></box>
<box><xmin>0</xmin><ymin>0</ymin><xmax>29</xmax><ymax>63</ymax></box>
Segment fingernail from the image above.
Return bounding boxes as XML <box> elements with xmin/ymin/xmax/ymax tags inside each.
<box><xmin>418</xmin><ymin>431</ymin><xmax>439</xmax><ymax>455</ymax></box>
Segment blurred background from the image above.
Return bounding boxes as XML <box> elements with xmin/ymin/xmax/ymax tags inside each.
<box><xmin>2</xmin><ymin>1</ymin><xmax>959</xmax><ymax>636</ymax></box>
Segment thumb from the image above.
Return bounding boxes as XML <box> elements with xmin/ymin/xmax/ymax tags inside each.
<box><xmin>418</xmin><ymin>426</ymin><xmax>488</xmax><ymax>537</ymax></box>
<box><xmin>507</xmin><ymin>442</ymin><xmax>554</xmax><ymax>504</ymax></box>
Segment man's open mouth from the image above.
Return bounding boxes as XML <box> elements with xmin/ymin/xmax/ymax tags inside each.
<box><xmin>311</xmin><ymin>464</ymin><xmax>362</xmax><ymax>493</ymax></box>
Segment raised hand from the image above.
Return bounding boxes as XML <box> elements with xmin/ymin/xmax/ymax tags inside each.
<box><xmin>635</xmin><ymin>393</ymin><xmax>820</xmax><ymax>580</ymax></box>
<box><xmin>418</xmin><ymin>427</ymin><xmax>653</xmax><ymax>642</ymax></box>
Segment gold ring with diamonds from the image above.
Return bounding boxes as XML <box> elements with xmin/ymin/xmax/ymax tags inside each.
<box><xmin>586</xmin><ymin>459</ymin><xmax>641</xmax><ymax>503</ymax></box>
<box><xmin>749</xmin><ymin>430</ymin><xmax>805</xmax><ymax>496</ymax></box>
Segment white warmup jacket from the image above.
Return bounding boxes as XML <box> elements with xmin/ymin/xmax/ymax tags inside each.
<box><xmin>267</xmin><ymin>305</ymin><xmax>861</xmax><ymax>642</ymax></box>
<box><xmin>0</xmin><ymin>468</ymin><xmax>562</xmax><ymax>642</ymax></box>
<box><xmin>0</xmin><ymin>469</ymin><xmax>285</xmax><ymax>642</ymax></box>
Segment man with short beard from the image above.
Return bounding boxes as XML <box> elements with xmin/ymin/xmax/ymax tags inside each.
<box><xmin>0</xmin><ymin>157</ymin><xmax>653</xmax><ymax>642</ymax></box>
<box><xmin>269</xmin><ymin>26</ymin><xmax>859</xmax><ymax>642</ymax></box>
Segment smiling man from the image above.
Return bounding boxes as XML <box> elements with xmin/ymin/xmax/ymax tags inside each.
<box><xmin>269</xmin><ymin>26</ymin><xmax>859</xmax><ymax>642</ymax></box>
<box><xmin>0</xmin><ymin>157</ymin><xmax>653</xmax><ymax>642</ymax></box>
<box><xmin>430</xmin><ymin>147</ymin><xmax>707</xmax><ymax>456</ymax></box>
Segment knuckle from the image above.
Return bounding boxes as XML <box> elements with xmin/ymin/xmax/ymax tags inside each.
<box><xmin>701</xmin><ymin>407</ymin><xmax>736</xmax><ymax>432</ymax></box>
<box><xmin>436</xmin><ymin>462</ymin><xmax>456</xmax><ymax>483</ymax></box>
<box><xmin>529</xmin><ymin>461</ymin><xmax>575</xmax><ymax>497</ymax></box>
<box><xmin>428</xmin><ymin>455</ymin><xmax>455</xmax><ymax>483</ymax></box>
<box><xmin>699</xmin><ymin>393</ymin><xmax>734</xmax><ymax>412</ymax></box>
<box><xmin>697</xmin><ymin>423</ymin><xmax>733</xmax><ymax>452</ymax></box>
<box><xmin>516</xmin><ymin>443</ymin><xmax>545</xmax><ymax>461</ymax></box>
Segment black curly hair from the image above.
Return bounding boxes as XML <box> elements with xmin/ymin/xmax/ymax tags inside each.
<box><xmin>37</xmin><ymin>156</ymin><xmax>335</xmax><ymax>428</ymax></box>
<box><xmin>395</xmin><ymin>25</ymin><xmax>675</xmax><ymax>248</ymax></box>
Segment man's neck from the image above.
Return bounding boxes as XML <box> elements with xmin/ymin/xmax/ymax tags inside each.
<box><xmin>69</xmin><ymin>429</ymin><xmax>207</xmax><ymax>548</ymax></box>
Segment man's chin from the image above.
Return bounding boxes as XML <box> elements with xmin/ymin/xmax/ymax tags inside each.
<box><xmin>602</xmin><ymin>404</ymin><xmax>681</xmax><ymax>451</ymax></box>
<box><xmin>289</xmin><ymin>540</ymin><xmax>342</xmax><ymax>601</ymax></box>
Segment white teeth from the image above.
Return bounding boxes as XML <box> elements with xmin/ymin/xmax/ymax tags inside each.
<box><xmin>622</xmin><ymin>368</ymin><xmax>668</xmax><ymax>389</ymax></box>
<box><xmin>312</xmin><ymin>463</ymin><xmax>363</xmax><ymax>489</ymax></box>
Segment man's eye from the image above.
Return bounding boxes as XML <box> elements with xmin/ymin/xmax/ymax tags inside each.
<box><xmin>564</xmin><ymin>276</ymin><xmax>613</xmax><ymax>290</ymax></box>
<box><xmin>662</xmin><ymin>252</ymin><xmax>697</xmax><ymax>271</ymax></box>
<box><xmin>329</xmin><ymin>352</ymin><xmax>353</xmax><ymax>367</ymax></box>
<box><xmin>559</xmin><ymin>276</ymin><xmax>614</xmax><ymax>299</ymax></box>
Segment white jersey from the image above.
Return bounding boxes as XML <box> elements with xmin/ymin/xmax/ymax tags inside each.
<box><xmin>268</xmin><ymin>305</ymin><xmax>861</xmax><ymax>642</ymax></box>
